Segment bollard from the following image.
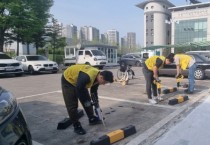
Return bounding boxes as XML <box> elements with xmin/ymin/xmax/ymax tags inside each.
<box><xmin>90</xmin><ymin>125</ymin><xmax>136</xmax><ymax>145</ymax></box>
<box><xmin>168</xmin><ymin>95</ymin><xmax>189</xmax><ymax>105</ymax></box>
<box><xmin>57</xmin><ymin>109</ymin><xmax>84</xmax><ymax>130</ymax></box>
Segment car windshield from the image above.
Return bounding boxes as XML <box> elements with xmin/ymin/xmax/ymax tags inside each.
<box><xmin>91</xmin><ymin>50</ymin><xmax>105</xmax><ymax>56</ymax></box>
<box><xmin>26</xmin><ymin>55</ymin><xmax>47</xmax><ymax>61</ymax></box>
<box><xmin>0</xmin><ymin>53</ymin><xmax>12</xmax><ymax>59</ymax></box>
<box><xmin>132</xmin><ymin>54</ymin><xmax>141</xmax><ymax>58</ymax></box>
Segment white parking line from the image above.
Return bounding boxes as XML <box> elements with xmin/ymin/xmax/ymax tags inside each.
<box><xmin>17</xmin><ymin>90</ymin><xmax>61</xmax><ymax>100</ymax></box>
<box><xmin>33</xmin><ymin>140</ymin><xmax>43</xmax><ymax>145</ymax></box>
<box><xmin>99</xmin><ymin>96</ymin><xmax>176</xmax><ymax>109</ymax></box>
<box><xmin>17</xmin><ymin>90</ymin><xmax>175</xmax><ymax>109</ymax></box>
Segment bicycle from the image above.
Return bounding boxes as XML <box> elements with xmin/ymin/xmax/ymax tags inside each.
<box><xmin>117</xmin><ymin>64</ymin><xmax>135</xmax><ymax>81</ymax></box>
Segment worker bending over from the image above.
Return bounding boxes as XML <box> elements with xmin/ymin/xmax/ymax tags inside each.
<box><xmin>61</xmin><ymin>64</ymin><xmax>114</xmax><ymax>135</ymax></box>
<box><xmin>142</xmin><ymin>55</ymin><xmax>174</xmax><ymax>104</ymax></box>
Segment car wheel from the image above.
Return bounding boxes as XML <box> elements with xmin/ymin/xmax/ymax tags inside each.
<box><xmin>28</xmin><ymin>66</ymin><xmax>35</xmax><ymax>74</ymax></box>
<box><xmin>16</xmin><ymin>139</ymin><xmax>27</xmax><ymax>145</ymax></box>
<box><xmin>135</xmin><ymin>61</ymin><xmax>140</xmax><ymax>67</ymax></box>
<box><xmin>194</xmin><ymin>68</ymin><xmax>205</xmax><ymax>80</ymax></box>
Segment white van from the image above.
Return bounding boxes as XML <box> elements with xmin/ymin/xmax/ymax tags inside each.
<box><xmin>76</xmin><ymin>49</ymin><xmax>107</xmax><ymax>69</ymax></box>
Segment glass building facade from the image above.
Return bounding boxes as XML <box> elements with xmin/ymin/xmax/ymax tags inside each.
<box><xmin>174</xmin><ymin>18</ymin><xmax>207</xmax><ymax>44</ymax></box>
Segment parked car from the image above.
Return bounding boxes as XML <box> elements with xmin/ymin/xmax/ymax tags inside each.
<box><xmin>119</xmin><ymin>54</ymin><xmax>144</xmax><ymax>67</ymax></box>
<box><xmin>15</xmin><ymin>55</ymin><xmax>58</xmax><ymax>74</ymax></box>
<box><xmin>159</xmin><ymin>53</ymin><xmax>210</xmax><ymax>80</ymax></box>
<box><xmin>0</xmin><ymin>86</ymin><xmax>32</xmax><ymax>145</ymax></box>
<box><xmin>0</xmin><ymin>52</ymin><xmax>24</xmax><ymax>77</ymax></box>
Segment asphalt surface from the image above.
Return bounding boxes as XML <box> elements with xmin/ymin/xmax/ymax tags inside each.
<box><xmin>0</xmin><ymin>66</ymin><xmax>209</xmax><ymax>145</ymax></box>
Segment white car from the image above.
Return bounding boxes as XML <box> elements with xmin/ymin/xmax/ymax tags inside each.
<box><xmin>15</xmin><ymin>55</ymin><xmax>58</xmax><ymax>74</ymax></box>
<box><xmin>0</xmin><ymin>52</ymin><xmax>24</xmax><ymax>76</ymax></box>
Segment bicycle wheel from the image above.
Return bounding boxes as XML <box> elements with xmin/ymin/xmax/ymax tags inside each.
<box><xmin>127</xmin><ymin>69</ymin><xmax>134</xmax><ymax>79</ymax></box>
<box><xmin>117</xmin><ymin>69</ymin><xmax>126</xmax><ymax>80</ymax></box>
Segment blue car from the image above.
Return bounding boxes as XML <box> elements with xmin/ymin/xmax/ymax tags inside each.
<box><xmin>0</xmin><ymin>86</ymin><xmax>32</xmax><ymax>145</ymax></box>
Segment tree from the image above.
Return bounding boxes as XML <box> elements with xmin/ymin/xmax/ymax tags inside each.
<box><xmin>46</xmin><ymin>18</ymin><xmax>66</xmax><ymax>61</ymax></box>
<box><xmin>30</xmin><ymin>0</ymin><xmax>53</xmax><ymax>54</ymax></box>
<box><xmin>0</xmin><ymin>0</ymin><xmax>54</xmax><ymax>53</ymax></box>
<box><xmin>0</xmin><ymin>0</ymin><xmax>15</xmax><ymax>52</ymax></box>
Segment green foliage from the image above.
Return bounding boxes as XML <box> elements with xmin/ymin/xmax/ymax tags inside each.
<box><xmin>0</xmin><ymin>0</ymin><xmax>54</xmax><ymax>53</ymax></box>
<box><xmin>48</xmin><ymin>54</ymin><xmax>64</xmax><ymax>64</ymax></box>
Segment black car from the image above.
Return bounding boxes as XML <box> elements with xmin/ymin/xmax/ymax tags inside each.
<box><xmin>159</xmin><ymin>53</ymin><xmax>210</xmax><ymax>80</ymax></box>
<box><xmin>119</xmin><ymin>54</ymin><xmax>144</xmax><ymax>67</ymax></box>
<box><xmin>0</xmin><ymin>87</ymin><xmax>32</xmax><ymax>145</ymax></box>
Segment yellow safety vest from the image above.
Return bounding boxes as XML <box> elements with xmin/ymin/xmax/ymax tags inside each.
<box><xmin>145</xmin><ymin>56</ymin><xmax>166</xmax><ymax>71</ymax></box>
<box><xmin>64</xmin><ymin>64</ymin><xmax>100</xmax><ymax>88</ymax></box>
<box><xmin>175</xmin><ymin>54</ymin><xmax>192</xmax><ymax>70</ymax></box>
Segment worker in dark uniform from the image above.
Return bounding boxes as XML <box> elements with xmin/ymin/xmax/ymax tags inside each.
<box><xmin>61</xmin><ymin>64</ymin><xmax>114</xmax><ymax>135</ymax></box>
<box><xmin>142</xmin><ymin>54</ymin><xmax>174</xmax><ymax>104</ymax></box>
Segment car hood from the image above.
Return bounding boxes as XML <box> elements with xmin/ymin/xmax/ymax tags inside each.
<box><xmin>0</xmin><ymin>59</ymin><xmax>20</xmax><ymax>63</ymax></box>
<box><xmin>26</xmin><ymin>60</ymin><xmax>57</xmax><ymax>64</ymax></box>
<box><xmin>94</xmin><ymin>56</ymin><xmax>107</xmax><ymax>59</ymax></box>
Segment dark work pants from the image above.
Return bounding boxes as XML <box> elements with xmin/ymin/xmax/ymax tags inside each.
<box><xmin>61</xmin><ymin>75</ymin><xmax>94</xmax><ymax>124</ymax></box>
<box><xmin>142</xmin><ymin>67</ymin><xmax>157</xmax><ymax>99</ymax></box>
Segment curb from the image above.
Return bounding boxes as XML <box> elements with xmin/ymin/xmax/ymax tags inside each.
<box><xmin>90</xmin><ymin>125</ymin><xmax>136</xmax><ymax>145</ymax></box>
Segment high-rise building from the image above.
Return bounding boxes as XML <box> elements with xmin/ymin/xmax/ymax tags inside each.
<box><xmin>107</xmin><ymin>29</ymin><xmax>119</xmax><ymax>46</ymax></box>
<box><xmin>80</xmin><ymin>26</ymin><xmax>100</xmax><ymax>43</ymax></box>
<box><xmin>62</xmin><ymin>24</ymin><xmax>78</xmax><ymax>45</ymax></box>
<box><xmin>121</xmin><ymin>36</ymin><xmax>127</xmax><ymax>54</ymax></box>
<box><xmin>127</xmin><ymin>32</ymin><xmax>136</xmax><ymax>50</ymax></box>
<box><xmin>136</xmin><ymin>0</ymin><xmax>175</xmax><ymax>48</ymax></box>
<box><xmin>101</xmin><ymin>34</ymin><xmax>107</xmax><ymax>44</ymax></box>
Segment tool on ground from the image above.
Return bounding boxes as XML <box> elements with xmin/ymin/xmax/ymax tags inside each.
<box><xmin>91</xmin><ymin>93</ymin><xmax>106</xmax><ymax>127</ymax></box>
<box><xmin>176</xmin><ymin>74</ymin><xmax>184</xmax><ymax>89</ymax></box>
<box><xmin>153</xmin><ymin>78</ymin><xmax>163</xmax><ymax>101</ymax></box>
<box><xmin>57</xmin><ymin>109</ymin><xmax>84</xmax><ymax>130</ymax></box>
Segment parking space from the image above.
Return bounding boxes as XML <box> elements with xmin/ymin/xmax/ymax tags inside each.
<box><xmin>0</xmin><ymin>66</ymin><xmax>209</xmax><ymax>145</ymax></box>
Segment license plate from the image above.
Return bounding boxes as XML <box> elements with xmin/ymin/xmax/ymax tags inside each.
<box><xmin>6</xmin><ymin>67</ymin><xmax>15</xmax><ymax>71</ymax></box>
<box><xmin>45</xmin><ymin>67</ymin><xmax>53</xmax><ymax>70</ymax></box>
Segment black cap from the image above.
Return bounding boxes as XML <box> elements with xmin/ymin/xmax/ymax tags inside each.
<box><xmin>100</xmin><ymin>71</ymin><xmax>114</xmax><ymax>83</ymax></box>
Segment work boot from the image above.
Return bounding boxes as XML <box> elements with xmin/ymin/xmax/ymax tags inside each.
<box><xmin>73</xmin><ymin>122</ymin><xmax>86</xmax><ymax>135</ymax></box>
<box><xmin>89</xmin><ymin>116</ymin><xmax>102</xmax><ymax>125</ymax></box>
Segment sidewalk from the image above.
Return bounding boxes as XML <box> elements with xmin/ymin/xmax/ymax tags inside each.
<box><xmin>153</xmin><ymin>95</ymin><xmax>210</xmax><ymax>145</ymax></box>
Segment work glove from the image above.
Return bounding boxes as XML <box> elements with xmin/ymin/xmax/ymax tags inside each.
<box><xmin>91</xmin><ymin>93</ymin><xmax>99</xmax><ymax>108</ymax></box>
<box><xmin>154</xmin><ymin>77</ymin><xmax>161</xmax><ymax>83</ymax></box>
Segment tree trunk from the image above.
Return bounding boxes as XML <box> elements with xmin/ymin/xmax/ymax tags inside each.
<box><xmin>17</xmin><ymin>40</ymin><xmax>19</xmax><ymax>56</ymax></box>
<box><xmin>0</xmin><ymin>29</ymin><xmax>5</xmax><ymax>52</ymax></box>
<box><xmin>27</xmin><ymin>43</ymin><xmax>30</xmax><ymax>54</ymax></box>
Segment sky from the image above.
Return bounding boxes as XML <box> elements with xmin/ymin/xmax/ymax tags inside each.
<box><xmin>50</xmin><ymin>0</ymin><xmax>210</xmax><ymax>46</ymax></box>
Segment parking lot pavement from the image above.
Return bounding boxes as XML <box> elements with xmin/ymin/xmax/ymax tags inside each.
<box><xmin>0</xmin><ymin>67</ymin><xmax>210</xmax><ymax>145</ymax></box>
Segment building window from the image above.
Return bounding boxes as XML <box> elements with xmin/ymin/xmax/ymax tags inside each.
<box><xmin>151</xmin><ymin>6</ymin><xmax>154</xmax><ymax>9</ymax></box>
<box><xmin>146</xmin><ymin>7</ymin><xmax>148</xmax><ymax>10</ymax></box>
